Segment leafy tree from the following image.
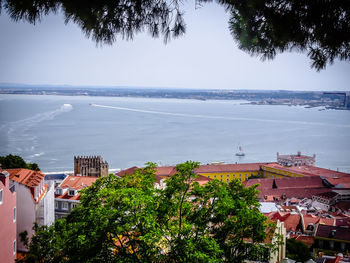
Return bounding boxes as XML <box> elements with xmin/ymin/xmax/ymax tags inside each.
<box><xmin>1</xmin><ymin>0</ymin><xmax>349</xmax><ymax>70</ymax></box>
<box><xmin>18</xmin><ymin>161</ymin><xmax>279</xmax><ymax>262</ymax></box>
<box><xmin>286</xmin><ymin>238</ymin><xmax>311</xmax><ymax>262</ymax></box>
<box><xmin>0</xmin><ymin>154</ymin><xmax>40</xmax><ymax>171</ymax></box>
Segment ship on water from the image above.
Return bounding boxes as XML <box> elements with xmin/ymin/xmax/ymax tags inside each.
<box><xmin>235</xmin><ymin>146</ymin><xmax>245</xmax><ymax>157</ymax></box>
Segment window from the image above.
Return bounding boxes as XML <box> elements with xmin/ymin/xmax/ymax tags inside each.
<box><xmin>214</xmin><ymin>175</ymin><xmax>216</xmax><ymax>178</ymax></box>
<box><xmin>220</xmin><ymin>179</ymin><xmax>223</xmax><ymax>182</ymax></box>
<box><xmin>13</xmin><ymin>207</ymin><xmax>16</xmax><ymax>222</ymax></box>
<box><xmin>226</xmin><ymin>179</ymin><xmax>229</xmax><ymax>183</ymax></box>
<box><xmin>220</xmin><ymin>175</ymin><xmax>223</xmax><ymax>178</ymax></box>
<box><xmin>56</xmin><ymin>188</ymin><xmax>62</xmax><ymax>195</ymax></box>
<box><xmin>208</xmin><ymin>176</ymin><xmax>210</xmax><ymax>178</ymax></box>
<box><xmin>13</xmin><ymin>240</ymin><xmax>16</xmax><ymax>255</ymax></box>
<box><xmin>0</xmin><ymin>189</ymin><xmax>3</xmax><ymax>204</ymax></box>
<box><xmin>62</xmin><ymin>202</ymin><xmax>68</xmax><ymax>210</ymax></box>
<box><xmin>68</xmin><ymin>190</ymin><xmax>76</xmax><ymax>196</ymax></box>
<box><xmin>72</xmin><ymin>203</ymin><xmax>78</xmax><ymax>209</ymax></box>
<box><xmin>227</xmin><ymin>174</ymin><xmax>229</xmax><ymax>177</ymax></box>
<box><xmin>239</xmin><ymin>174</ymin><xmax>241</xmax><ymax>177</ymax></box>
<box><xmin>55</xmin><ymin>201</ymin><xmax>58</xmax><ymax>209</ymax></box>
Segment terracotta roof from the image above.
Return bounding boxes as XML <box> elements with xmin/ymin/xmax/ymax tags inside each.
<box><xmin>195</xmin><ymin>162</ymin><xmax>272</xmax><ymax>173</ymax></box>
<box><xmin>303</xmin><ymin>214</ymin><xmax>320</xmax><ymax>228</ymax></box>
<box><xmin>116</xmin><ymin>166</ymin><xmax>138</xmax><ymax>177</ymax></box>
<box><xmin>326</xmin><ymin>176</ymin><xmax>350</xmax><ymax>188</ymax></box>
<box><xmin>156</xmin><ymin>166</ymin><xmax>177</xmax><ymax>177</ymax></box>
<box><xmin>195</xmin><ymin>174</ymin><xmax>212</xmax><ymax>185</ymax></box>
<box><xmin>319</xmin><ymin>218</ymin><xmax>335</xmax><ymax>226</ymax></box>
<box><xmin>6</xmin><ymin>168</ymin><xmax>45</xmax><ymax>187</ymax></box>
<box><xmin>289</xmin><ymin>234</ymin><xmax>315</xmax><ymax>247</ymax></box>
<box><xmin>59</xmin><ymin>175</ymin><xmax>98</xmax><ymax>190</ymax></box>
<box><xmin>335</xmin><ymin>218</ymin><xmax>350</xmax><ymax>227</ymax></box>
<box><xmin>55</xmin><ymin>191</ymin><xmax>81</xmax><ymax>201</ymax></box>
<box><xmin>245</xmin><ymin>176</ymin><xmax>327</xmax><ymax>190</ymax></box>
<box><xmin>267</xmin><ymin>212</ymin><xmax>300</xmax><ymax>232</ymax></box>
<box><xmin>263</xmin><ymin>163</ymin><xmax>350</xmax><ymax>178</ymax></box>
<box><xmin>260</xmin><ymin>188</ymin><xmax>331</xmax><ymax>199</ymax></box>
<box><xmin>315</xmin><ymin>224</ymin><xmax>350</xmax><ymax>242</ymax></box>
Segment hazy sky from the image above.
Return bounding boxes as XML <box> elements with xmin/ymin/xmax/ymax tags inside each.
<box><xmin>1</xmin><ymin>2</ymin><xmax>349</xmax><ymax>91</ymax></box>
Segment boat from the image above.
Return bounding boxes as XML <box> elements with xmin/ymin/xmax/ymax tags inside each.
<box><xmin>235</xmin><ymin>146</ymin><xmax>245</xmax><ymax>157</ymax></box>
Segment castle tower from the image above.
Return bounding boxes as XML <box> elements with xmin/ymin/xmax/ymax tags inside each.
<box><xmin>74</xmin><ymin>156</ymin><xmax>109</xmax><ymax>177</ymax></box>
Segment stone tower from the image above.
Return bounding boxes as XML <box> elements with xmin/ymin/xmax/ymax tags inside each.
<box><xmin>74</xmin><ymin>156</ymin><xmax>109</xmax><ymax>177</ymax></box>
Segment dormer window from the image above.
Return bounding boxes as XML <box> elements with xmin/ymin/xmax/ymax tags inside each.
<box><xmin>56</xmin><ymin>188</ymin><xmax>62</xmax><ymax>195</ymax></box>
<box><xmin>68</xmin><ymin>190</ymin><xmax>76</xmax><ymax>196</ymax></box>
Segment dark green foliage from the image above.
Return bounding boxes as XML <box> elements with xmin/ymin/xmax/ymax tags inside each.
<box><xmin>219</xmin><ymin>0</ymin><xmax>350</xmax><ymax>70</ymax></box>
<box><xmin>1</xmin><ymin>0</ymin><xmax>185</xmax><ymax>44</ymax></box>
<box><xmin>286</xmin><ymin>238</ymin><xmax>311</xmax><ymax>262</ymax></box>
<box><xmin>18</xmin><ymin>161</ymin><xmax>278</xmax><ymax>263</ymax></box>
<box><xmin>1</xmin><ymin>0</ymin><xmax>349</xmax><ymax>70</ymax></box>
<box><xmin>0</xmin><ymin>154</ymin><xmax>40</xmax><ymax>171</ymax></box>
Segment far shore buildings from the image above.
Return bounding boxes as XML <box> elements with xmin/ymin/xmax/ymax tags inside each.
<box><xmin>55</xmin><ymin>175</ymin><xmax>99</xmax><ymax>219</ymax></box>
<box><xmin>74</xmin><ymin>155</ymin><xmax>109</xmax><ymax>177</ymax></box>
<box><xmin>277</xmin><ymin>151</ymin><xmax>316</xmax><ymax>167</ymax></box>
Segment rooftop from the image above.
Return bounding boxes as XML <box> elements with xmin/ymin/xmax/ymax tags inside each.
<box><xmin>6</xmin><ymin>168</ymin><xmax>45</xmax><ymax>187</ymax></box>
<box><xmin>315</xmin><ymin>224</ymin><xmax>350</xmax><ymax>242</ymax></box>
<box><xmin>195</xmin><ymin>162</ymin><xmax>272</xmax><ymax>173</ymax></box>
<box><xmin>263</xmin><ymin>163</ymin><xmax>350</xmax><ymax>178</ymax></box>
<box><xmin>59</xmin><ymin>175</ymin><xmax>99</xmax><ymax>190</ymax></box>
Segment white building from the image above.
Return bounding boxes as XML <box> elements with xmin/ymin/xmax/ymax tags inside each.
<box><xmin>55</xmin><ymin>175</ymin><xmax>98</xmax><ymax>219</ymax></box>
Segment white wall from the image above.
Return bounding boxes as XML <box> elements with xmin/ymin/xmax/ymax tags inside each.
<box><xmin>43</xmin><ymin>181</ymin><xmax>55</xmax><ymax>226</ymax></box>
<box><xmin>15</xmin><ymin>182</ymin><xmax>35</xmax><ymax>252</ymax></box>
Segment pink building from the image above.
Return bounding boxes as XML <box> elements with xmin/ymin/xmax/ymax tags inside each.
<box><xmin>7</xmin><ymin>169</ymin><xmax>55</xmax><ymax>252</ymax></box>
<box><xmin>0</xmin><ymin>170</ymin><xmax>17</xmax><ymax>262</ymax></box>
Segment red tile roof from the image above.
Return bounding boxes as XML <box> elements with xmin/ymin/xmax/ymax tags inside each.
<box><xmin>245</xmin><ymin>176</ymin><xmax>327</xmax><ymax>190</ymax></box>
<box><xmin>315</xmin><ymin>224</ymin><xmax>350</xmax><ymax>242</ymax></box>
<box><xmin>303</xmin><ymin>214</ymin><xmax>320</xmax><ymax>228</ymax></box>
<box><xmin>56</xmin><ymin>175</ymin><xmax>99</xmax><ymax>201</ymax></box>
<box><xmin>263</xmin><ymin>163</ymin><xmax>350</xmax><ymax>178</ymax></box>
<box><xmin>156</xmin><ymin>166</ymin><xmax>177</xmax><ymax>177</ymax></box>
<box><xmin>6</xmin><ymin>168</ymin><xmax>45</xmax><ymax>187</ymax></box>
<box><xmin>195</xmin><ymin>163</ymin><xmax>272</xmax><ymax>173</ymax></box>
<box><xmin>260</xmin><ymin>188</ymin><xmax>331</xmax><ymax>199</ymax></box>
<box><xmin>195</xmin><ymin>174</ymin><xmax>212</xmax><ymax>185</ymax></box>
<box><xmin>59</xmin><ymin>175</ymin><xmax>99</xmax><ymax>190</ymax></box>
<box><xmin>116</xmin><ymin>166</ymin><xmax>138</xmax><ymax>177</ymax></box>
<box><xmin>267</xmin><ymin>212</ymin><xmax>300</xmax><ymax>232</ymax></box>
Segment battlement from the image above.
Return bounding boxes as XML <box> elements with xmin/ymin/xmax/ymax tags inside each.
<box><xmin>74</xmin><ymin>156</ymin><xmax>109</xmax><ymax>177</ymax></box>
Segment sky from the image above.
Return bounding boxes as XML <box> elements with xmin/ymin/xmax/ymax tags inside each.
<box><xmin>0</xmin><ymin>2</ymin><xmax>349</xmax><ymax>91</ymax></box>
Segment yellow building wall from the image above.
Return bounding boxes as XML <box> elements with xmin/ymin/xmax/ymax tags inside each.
<box><xmin>200</xmin><ymin>171</ymin><xmax>260</xmax><ymax>183</ymax></box>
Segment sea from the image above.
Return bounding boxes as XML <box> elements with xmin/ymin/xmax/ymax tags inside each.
<box><xmin>0</xmin><ymin>94</ymin><xmax>350</xmax><ymax>173</ymax></box>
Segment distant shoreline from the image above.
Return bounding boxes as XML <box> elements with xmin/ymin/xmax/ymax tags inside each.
<box><xmin>1</xmin><ymin>86</ymin><xmax>349</xmax><ymax>110</ymax></box>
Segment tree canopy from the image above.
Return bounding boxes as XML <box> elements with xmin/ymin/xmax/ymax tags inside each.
<box><xmin>1</xmin><ymin>0</ymin><xmax>349</xmax><ymax>70</ymax></box>
<box><xmin>286</xmin><ymin>238</ymin><xmax>311</xmax><ymax>262</ymax></box>
<box><xmin>18</xmin><ymin>161</ymin><xmax>279</xmax><ymax>262</ymax></box>
<box><xmin>0</xmin><ymin>154</ymin><xmax>40</xmax><ymax>171</ymax></box>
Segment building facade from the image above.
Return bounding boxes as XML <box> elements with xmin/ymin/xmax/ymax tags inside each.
<box><xmin>74</xmin><ymin>156</ymin><xmax>109</xmax><ymax>177</ymax></box>
<box><xmin>0</xmin><ymin>170</ymin><xmax>17</xmax><ymax>262</ymax></box>
<box><xmin>7</xmin><ymin>169</ymin><xmax>55</xmax><ymax>252</ymax></box>
<box><xmin>55</xmin><ymin>175</ymin><xmax>98</xmax><ymax>219</ymax></box>
<box><xmin>277</xmin><ymin>152</ymin><xmax>316</xmax><ymax>167</ymax></box>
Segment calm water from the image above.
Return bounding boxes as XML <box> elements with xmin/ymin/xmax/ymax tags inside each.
<box><xmin>1</xmin><ymin>94</ymin><xmax>350</xmax><ymax>173</ymax></box>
